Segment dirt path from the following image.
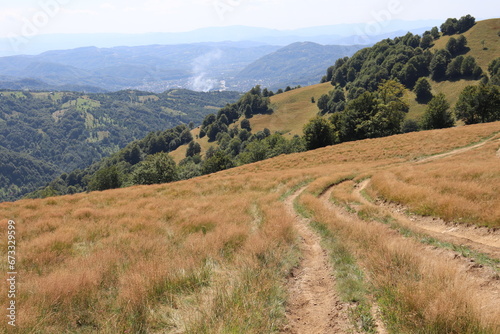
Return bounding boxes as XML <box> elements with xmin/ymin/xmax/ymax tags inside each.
<box><xmin>320</xmin><ymin>183</ymin><xmax>500</xmax><ymax>326</ymax></box>
<box><xmin>416</xmin><ymin>136</ymin><xmax>500</xmax><ymax>164</ymax></box>
<box><xmin>354</xmin><ymin>180</ymin><xmax>500</xmax><ymax>259</ymax></box>
<box><xmin>318</xmin><ymin>188</ymin><xmax>389</xmax><ymax>334</ymax></box>
<box><xmin>281</xmin><ymin>187</ymin><xmax>353</xmax><ymax>334</ymax></box>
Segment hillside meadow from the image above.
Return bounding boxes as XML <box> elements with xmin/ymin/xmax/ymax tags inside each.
<box><xmin>1</xmin><ymin>121</ymin><xmax>499</xmax><ymax>333</ymax></box>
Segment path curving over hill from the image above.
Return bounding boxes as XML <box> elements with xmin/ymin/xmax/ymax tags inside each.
<box><xmin>355</xmin><ymin>179</ymin><xmax>500</xmax><ymax>259</ymax></box>
<box><xmin>416</xmin><ymin>135</ymin><xmax>500</xmax><ymax>164</ymax></box>
<box><xmin>318</xmin><ymin>181</ymin><xmax>500</xmax><ymax>328</ymax></box>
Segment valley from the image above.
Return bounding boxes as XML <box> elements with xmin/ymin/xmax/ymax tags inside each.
<box><xmin>1</xmin><ymin>121</ymin><xmax>499</xmax><ymax>333</ymax></box>
<box><xmin>0</xmin><ymin>11</ymin><xmax>499</xmax><ymax>334</ymax></box>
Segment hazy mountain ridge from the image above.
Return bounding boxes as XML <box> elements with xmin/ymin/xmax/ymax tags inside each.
<box><xmin>0</xmin><ymin>41</ymin><xmax>363</xmax><ymax>93</ymax></box>
<box><xmin>0</xmin><ymin>20</ymin><xmax>443</xmax><ymax>56</ymax></box>
<box><xmin>0</xmin><ymin>21</ymin><xmax>441</xmax><ymax>92</ymax></box>
<box><xmin>236</xmin><ymin>42</ymin><xmax>364</xmax><ymax>90</ymax></box>
<box><xmin>0</xmin><ymin>43</ymin><xmax>282</xmax><ymax>92</ymax></box>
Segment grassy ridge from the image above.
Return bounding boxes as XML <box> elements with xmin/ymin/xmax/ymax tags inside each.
<box><xmin>1</xmin><ymin>121</ymin><xmax>499</xmax><ymax>332</ymax></box>
<box><xmin>248</xmin><ymin>83</ymin><xmax>333</xmax><ymax>137</ymax></box>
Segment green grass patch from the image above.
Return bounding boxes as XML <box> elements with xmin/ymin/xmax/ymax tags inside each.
<box><xmin>279</xmin><ymin>178</ymin><xmax>313</xmax><ymax>201</ymax></box>
<box><xmin>293</xmin><ymin>200</ymin><xmax>313</xmax><ymax>219</ymax></box>
<box><xmin>309</xmin><ymin>221</ymin><xmax>375</xmax><ymax>333</ymax></box>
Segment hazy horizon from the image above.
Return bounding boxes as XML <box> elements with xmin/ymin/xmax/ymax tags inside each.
<box><xmin>0</xmin><ymin>1</ymin><xmax>497</xmax><ymax>56</ymax></box>
<box><xmin>1</xmin><ymin>0</ymin><xmax>498</xmax><ymax>36</ymax></box>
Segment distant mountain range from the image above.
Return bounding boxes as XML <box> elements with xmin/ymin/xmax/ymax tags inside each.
<box><xmin>0</xmin><ymin>41</ymin><xmax>365</xmax><ymax>93</ymax></box>
<box><xmin>0</xmin><ymin>20</ymin><xmax>442</xmax><ymax>56</ymax></box>
<box><xmin>0</xmin><ymin>42</ymin><xmax>281</xmax><ymax>92</ymax></box>
<box><xmin>237</xmin><ymin>42</ymin><xmax>364</xmax><ymax>90</ymax></box>
<box><xmin>0</xmin><ymin>21</ymin><xmax>442</xmax><ymax>92</ymax></box>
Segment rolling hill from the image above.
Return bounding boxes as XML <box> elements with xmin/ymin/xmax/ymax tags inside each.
<box><xmin>170</xmin><ymin>83</ymin><xmax>332</xmax><ymax>162</ymax></box>
<box><xmin>0</xmin><ymin>89</ymin><xmax>241</xmax><ymax>202</ymax></box>
<box><xmin>1</xmin><ymin>121</ymin><xmax>498</xmax><ymax>333</ymax></box>
<box><xmin>405</xmin><ymin>18</ymin><xmax>500</xmax><ymax>121</ymax></box>
<box><xmin>170</xmin><ymin>18</ymin><xmax>500</xmax><ymax>161</ymax></box>
<box><xmin>235</xmin><ymin>43</ymin><xmax>364</xmax><ymax>90</ymax></box>
<box><xmin>0</xmin><ymin>42</ymin><xmax>281</xmax><ymax>92</ymax></box>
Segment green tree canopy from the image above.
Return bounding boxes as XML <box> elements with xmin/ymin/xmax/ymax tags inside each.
<box><xmin>132</xmin><ymin>152</ymin><xmax>178</xmax><ymax>185</ymax></box>
<box><xmin>420</xmin><ymin>34</ymin><xmax>434</xmax><ymax>49</ymax></box>
<box><xmin>186</xmin><ymin>141</ymin><xmax>202</xmax><ymax>158</ymax></box>
<box><xmin>488</xmin><ymin>57</ymin><xmax>500</xmax><ymax>85</ymax></box>
<box><xmin>430</xmin><ymin>50</ymin><xmax>452</xmax><ymax>81</ymax></box>
<box><xmin>414</xmin><ymin>77</ymin><xmax>433</xmax><ymax>102</ymax></box>
<box><xmin>441</xmin><ymin>18</ymin><xmax>458</xmax><ymax>35</ymax></box>
<box><xmin>422</xmin><ymin>93</ymin><xmax>454</xmax><ymax>130</ymax></box>
<box><xmin>89</xmin><ymin>165</ymin><xmax>122</xmax><ymax>191</ymax></box>
<box><xmin>430</xmin><ymin>27</ymin><xmax>440</xmax><ymax>39</ymax></box>
<box><xmin>455</xmin><ymin>84</ymin><xmax>500</xmax><ymax>124</ymax></box>
<box><xmin>202</xmin><ymin>150</ymin><xmax>235</xmax><ymax>175</ymax></box>
<box><xmin>240</xmin><ymin>118</ymin><xmax>252</xmax><ymax>131</ymax></box>
<box><xmin>303</xmin><ymin>117</ymin><xmax>337</xmax><ymax>150</ymax></box>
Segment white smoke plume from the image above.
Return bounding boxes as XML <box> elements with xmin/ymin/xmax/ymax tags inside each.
<box><xmin>190</xmin><ymin>49</ymin><xmax>222</xmax><ymax>92</ymax></box>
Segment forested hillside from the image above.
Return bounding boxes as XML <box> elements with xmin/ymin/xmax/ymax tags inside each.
<box><xmin>26</xmin><ymin>16</ymin><xmax>500</xmax><ymax>202</ymax></box>
<box><xmin>0</xmin><ymin>89</ymin><xmax>240</xmax><ymax>201</ymax></box>
<box><xmin>317</xmin><ymin>16</ymin><xmax>500</xmax><ymax>134</ymax></box>
<box><xmin>0</xmin><ymin>43</ymin><xmax>280</xmax><ymax>92</ymax></box>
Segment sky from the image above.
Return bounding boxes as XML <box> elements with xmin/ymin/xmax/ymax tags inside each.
<box><xmin>0</xmin><ymin>0</ymin><xmax>498</xmax><ymax>38</ymax></box>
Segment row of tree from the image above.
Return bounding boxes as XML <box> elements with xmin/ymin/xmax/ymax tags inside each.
<box><xmin>25</xmin><ymin>15</ymin><xmax>500</xmax><ymax>200</ymax></box>
<box><xmin>323</xmin><ymin>15</ymin><xmax>479</xmax><ymax>98</ymax></box>
<box><xmin>306</xmin><ymin>79</ymin><xmax>500</xmax><ymax>152</ymax></box>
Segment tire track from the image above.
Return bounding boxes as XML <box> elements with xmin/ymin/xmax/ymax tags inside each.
<box><xmin>281</xmin><ymin>187</ymin><xmax>353</xmax><ymax>334</ymax></box>
<box><xmin>354</xmin><ymin>179</ymin><xmax>500</xmax><ymax>259</ymax></box>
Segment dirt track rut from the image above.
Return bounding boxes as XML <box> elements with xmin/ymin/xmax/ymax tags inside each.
<box><xmin>281</xmin><ymin>188</ymin><xmax>352</xmax><ymax>334</ymax></box>
<box><xmin>354</xmin><ymin>180</ymin><xmax>500</xmax><ymax>259</ymax></box>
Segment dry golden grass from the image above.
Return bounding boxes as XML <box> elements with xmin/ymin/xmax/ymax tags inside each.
<box><xmin>370</xmin><ymin>135</ymin><xmax>500</xmax><ymax>227</ymax></box>
<box><xmin>246</xmin><ymin>83</ymin><xmax>332</xmax><ymax>137</ymax></box>
<box><xmin>1</xmin><ymin>121</ymin><xmax>499</xmax><ymax>332</ymax></box>
<box><xmin>299</xmin><ymin>184</ymin><xmax>499</xmax><ymax>333</ymax></box>
<box><xmin>432</xmin><ymin>19</ymin><xmax>500</xmax><ymax>70</ymax></box>
<box><xmin>0</xmin><ymin>173</ymin><xmax>305</xmax><ymax>333</ymax></box>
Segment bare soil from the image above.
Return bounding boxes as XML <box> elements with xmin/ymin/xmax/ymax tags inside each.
<box><xmin>281</xmin><ymin>188</ymin><xmax>354</xmax><ymax>334</ymax></box>
<box><xmin>318</xmin><ymin>188</ymin><xmax>389</xmax><ymax>334</ymax></box>
<box><xmin>355</xmin><ymin>180</ymin><xmax>500</xmax><ymax>259</ymax></box>
<box><xmin>322</xmin><ymin>182</ymin><xmax>500</xmax><ymax>327</ymax></box>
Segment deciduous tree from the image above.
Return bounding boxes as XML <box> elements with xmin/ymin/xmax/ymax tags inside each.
<box><xmin>422</xmin><ymin>93</ymin><xmax>454</xmax><ymax>129</ymax></box>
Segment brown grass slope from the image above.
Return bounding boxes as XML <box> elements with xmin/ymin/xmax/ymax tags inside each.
<box><xmin>1</xmin><ymin>121</ymin><xmax>500</xmax><ymax>333</ymax></box>
<box><xmin>405</xmin><ymin>18</ymin><xmax>500</xmax><ymax>121</ymax></box>
<box><xmin>170</xmin><ymin>83</ymin><xmax>332</xmax><ymax>162</ymax></box>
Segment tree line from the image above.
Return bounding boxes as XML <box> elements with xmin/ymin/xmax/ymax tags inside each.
<box><xmin>25</xmin><ymin>15</ymin><xmax>500</xmax><ymax>199</ymax></box>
